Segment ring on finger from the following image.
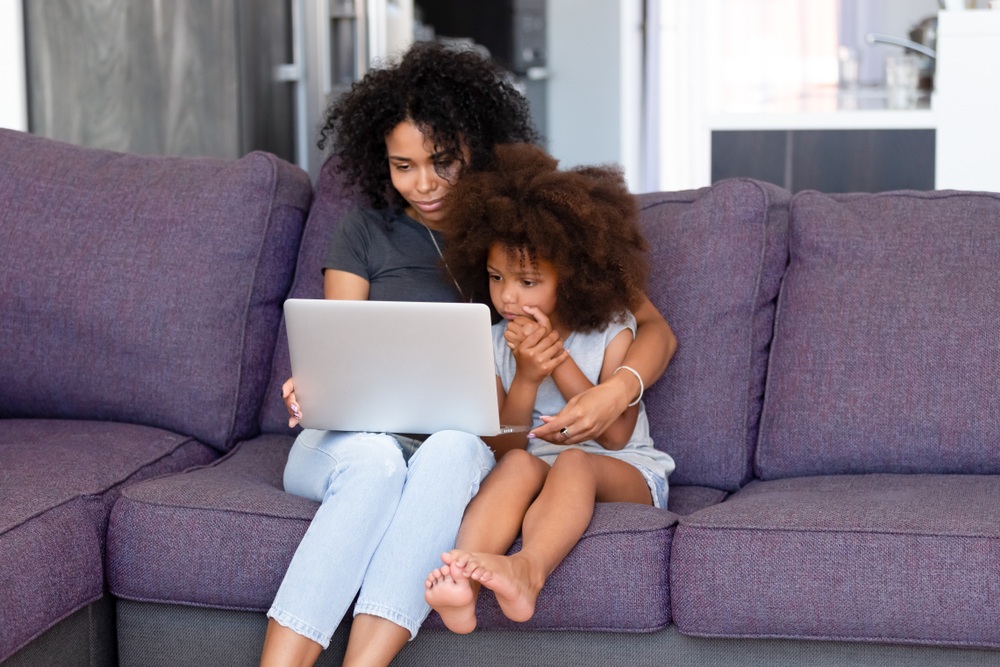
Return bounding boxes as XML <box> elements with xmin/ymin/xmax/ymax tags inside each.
<box><xmin>560</xmin><ymin>427</ymin><xmax>571</xmax><ymax>438</ymax></box>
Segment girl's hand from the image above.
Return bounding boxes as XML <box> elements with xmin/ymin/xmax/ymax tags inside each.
<box><xmin>511</xmin><ymin>308</ymin><xmax>568</xmax><ymax>384</ymax></box>
<box><xmin>503</xmin><ymin>314</ymin><xmax>541</xmax><ymax>350</ymax></box>
<box><xmin>281</xmin><ymin>377</ymin><xmax>303</xmax><ymax>428</ymax></box>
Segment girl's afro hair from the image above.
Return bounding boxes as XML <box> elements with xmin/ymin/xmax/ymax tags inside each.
<box><xmin>441</xmin><ymin>143</ymin><xmax>648</xmax><ymax>332</ymax></box>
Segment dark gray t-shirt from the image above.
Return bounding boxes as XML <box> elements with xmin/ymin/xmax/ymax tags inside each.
<box><xmin>322</xmin><ymin>207</ymin><xmax>461</xmax><ymax>303</ymax></box>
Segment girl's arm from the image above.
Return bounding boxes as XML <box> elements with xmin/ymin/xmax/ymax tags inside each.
<box><xmin>283</xmin><ymin>269</ymin><xmax>372</xmax><ymax>427</ymax></box>
<box><xmin>590</xmin><ymin>329</ymin><xmax>641</xmax><ymax>449</ymax></box>
<box><xmin>546</xmin><ymin>328</ymin><xmax>638</xmax><ymax>450</ymax></box>
<box><xmin>482</xmin><ymin>375</ymin><xmax>536</xmax><ymax>457</ymax></box>
<box><xmin>530</xmin><ymin>294</ymin><xmax>675</xmax><ymax>444</ymax></box>
<box><xmin>483</xmin><ymin>322</ymin><xmax>568</xmax><ymax>457</ymax></box>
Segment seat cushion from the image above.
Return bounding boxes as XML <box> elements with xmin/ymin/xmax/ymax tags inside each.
<box><xmin>671</xmin><ymin>474</ymin><xmax>1000</xmax><ymax>648</ymax></box>
<box><xmin>637</xmin><ymin>178</ymin><xmax>790</xmax><ymax>491</ymax></box>
<box><xmin>757</xmin><ymin>190</ymin><xmax>1000</xmax><ymax>478</ymax></box>
<box><xmin>0</xmin><ymin>129</ymin><xmax>312</xmax><ymax>451</ymax></box>
<box><xmin>107</xmin><ymin>436</ymin><xmax>677</xmax><ymax>632</ymax></box>
<box><xmin>0</xmin><ymin>419</ymin><xmax>216</xmax><ymax>660</ymax></box>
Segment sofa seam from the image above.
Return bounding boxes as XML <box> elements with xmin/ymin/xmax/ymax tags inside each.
<box><xmin>225</xmin><ymin>151</ymin><xmax>280</xmax><ymax>452</ymax></box>
<box><xmin>1</xmin><ymin>433</ymin><xmax>205</xmax><ymax>535</ymax></box>
<box><xmin>674</xmin><ymin>627</ymin><xmax>1000</xmax><ymax>649</ymax></box>
<box><xmin>674</xmin><ymin>522</ymin><xmax>1000</xmax><ymax>541</ymax></box>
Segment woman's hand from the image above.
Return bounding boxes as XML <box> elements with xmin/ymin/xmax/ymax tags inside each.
<box><xmin>529</xmin><ymin>361</ymin><xmax>637</xmax><ymax>445</ymax></box>
<box><xmin>281</xmin><ymin>377</ymin><xmax>303</xmax><ymax>428</ymax></box>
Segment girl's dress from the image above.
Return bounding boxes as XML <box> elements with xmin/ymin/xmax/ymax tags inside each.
<box><xmin>492</xmin><ymin>312</ymin><xmax>674</xmax><ymax>509</ymax></box>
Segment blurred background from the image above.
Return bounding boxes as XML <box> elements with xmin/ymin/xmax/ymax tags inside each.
<box><xmin>1</xmin><ymin>0</ymin><xmax>997</xmax><ymax>193</ymax></box>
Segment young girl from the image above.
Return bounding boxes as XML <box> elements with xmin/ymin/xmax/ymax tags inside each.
<box><xmin>424</xmin><ymin>143</ymin><xmax>676</xmax><ymax>633</ymax></box>
<box><xmin>264</xmin><ymin>43</ymin><xmax>676</xmax><ymax>667</ymax></box>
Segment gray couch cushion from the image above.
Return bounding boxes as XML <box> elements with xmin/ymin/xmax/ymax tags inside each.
<box><xmin>757</xmin><ymin>190</ymin><xmax>1000</xmax><ymax>478</ymax></box>
<box><xmin>0</xmin><ymin>129</ymin><xmax>312</xmax><ymax>451</ymax></box>
<box><xmin>0</xmin><ymin>419</ymin><xmax>215</xmax><ymax>660</ymax></box>
<box><xmin>671</xmin><ymin>474</ymin><xmax>1000</xmax><ymax>648</ymax></box>
<box><xmin>107</xmin><ymin>436</ymin><xmax>677</xmax><ymax>632</ymax></box>
<box><xmin>637</xmin><ymin>179</ymin><xmax>790</xmax><ymax>491</ymax></box>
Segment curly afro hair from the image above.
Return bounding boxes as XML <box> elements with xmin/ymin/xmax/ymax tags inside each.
<box><xmin>441</xmin><ymin>143</ymin><xmax>648</xmax><ymax>333</ymax></box>
<box><xmin>319</xmin><ymin>41</ymin><xmax>540</xmax><ymax>211</ymax></box>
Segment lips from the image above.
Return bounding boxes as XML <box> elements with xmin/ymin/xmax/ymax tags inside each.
<box><xmin>412</xmin><ymin>198</ymin><xmax>444</xmax><ymax>213</ymax></box>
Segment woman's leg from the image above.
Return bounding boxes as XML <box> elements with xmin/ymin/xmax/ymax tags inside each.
<box><xmin>453</xmin><ymin>449</ymin><xmax>651</xmax><ymax>623</ymax></box>
<box><xmin>424</xmin><ymin>449</ymin><xmax>549</xmax><ymax>633</ymax></box>
<box><xmin>261</xmin><ymin>430</ymin><xmax>409</xmax><ymax>667</ymax></box>
<box><xmin>344</xmin><ymin>430</ymin><xmax>495</xmax><ymax>665</ymax></box>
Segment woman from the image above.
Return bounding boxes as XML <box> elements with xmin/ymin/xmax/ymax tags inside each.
<box><xmin>261</xmin><ymin>41</ymin><xmax>675</xmax><ymax>667</ymax></box>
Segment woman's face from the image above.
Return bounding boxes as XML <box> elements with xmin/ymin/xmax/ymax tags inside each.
<box><xmin>487</xmin><ymin>243</ymin><xmax>560</xmax><ymax>326</ymax></box>
<box><xmin>385</xmin><ymin>120</ymin><xmax>468</xmax><ymax>230</ymax></box>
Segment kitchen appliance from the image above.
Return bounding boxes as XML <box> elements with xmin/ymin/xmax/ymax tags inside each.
<box><xmin>866</xmin><ymin>13</ymin><xmax>938</xmax><ymax>90</ymax></box>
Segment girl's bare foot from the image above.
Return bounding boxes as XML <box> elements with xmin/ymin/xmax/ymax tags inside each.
<box><xmin>424</xmin><ymin>564</ymin><xmax>478</xmax><ymax>634</ymax></box>
<box><xmin>453</xmin><ymin>551</ymin><xmax>542</xmax><ymax>623</ymax></box>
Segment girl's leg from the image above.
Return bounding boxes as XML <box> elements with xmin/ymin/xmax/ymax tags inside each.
<box><xmin>424</xmin><ymin>449</ymin><xmax>549</xmax><ymax>633</ymax></box>
<box><xmin>261</xmin><ymin>430</ymin><xmax>409</xmax><ymax>666</ymax></box>
<box><xmin>456</xmin><ymin>449</ymin><xmax>651</xmax><ymax>623</ymax></box>
<box><xmin>345</xmin><ymin>430</ymin><xmax>495</xmax><ymax>665</ymax></box>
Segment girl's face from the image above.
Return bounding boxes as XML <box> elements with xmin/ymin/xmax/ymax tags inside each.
<box><xmin>487</xmin><ymin>243</ymin><xmax>559</xmax><ymax>326</ymax></box>
<box><xmin>385</xmin><ymin>119</ymin><xmax>468</xmax><ymax>230</ymax></box>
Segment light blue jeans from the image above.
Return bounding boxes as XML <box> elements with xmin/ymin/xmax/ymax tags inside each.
<box><xmin>267</xmin><ymin>428</ymin><xmax>495</xmax><ymax>648</ymax></box>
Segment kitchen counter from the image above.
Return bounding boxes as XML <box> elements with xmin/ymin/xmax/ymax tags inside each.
<box><xmin>707</xmin><ymin>85</ymin><xmax>937</xmax><ymax>131</ymax></box>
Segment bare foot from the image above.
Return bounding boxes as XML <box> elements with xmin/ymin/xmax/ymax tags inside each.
<box><xmin>453</xmin><ymin>551</ymin><xmax>542</xmax><ymax>623</ymax></box>
<box><xmin>424</xmin><ymin>564</ymin><xmax>478</xmax><ymax>634</ymax></box>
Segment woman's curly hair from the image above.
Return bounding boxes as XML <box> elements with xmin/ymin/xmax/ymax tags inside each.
<box><xmin>441</xmin><ymin>143</ymin><xmax>648</xmax><ymax>333</ymax></box>
<box><xmin>319</xmin><ymin>41</ymin><xmax>540</xmax><ymax>210</ymax></box>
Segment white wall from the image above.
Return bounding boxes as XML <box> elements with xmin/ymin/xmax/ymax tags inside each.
<box><xmin>0</xmin><ymin>0</ymin><xmax>27</xmax><ymax>131</ymax></box>
<box><xmin>547</xmin><ymin>0</ymin><xmax>643</xmax><ymax>190</ymax></box>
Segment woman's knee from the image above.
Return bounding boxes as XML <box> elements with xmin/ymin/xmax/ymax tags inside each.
<box><xmin>413</xmin><ymin>430</ymin><xmax>494</xmax><ymax>468</ymax></box>
<box><xmin>284</xmin><ymin>431</ymin><xmax>406</xmax><ymax>499</ymax></box>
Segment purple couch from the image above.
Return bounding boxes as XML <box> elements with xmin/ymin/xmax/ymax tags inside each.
<box><xmin>2</xmin><ymin>128</ymin><xmax>999</xmax><ymax>667</ymax></box>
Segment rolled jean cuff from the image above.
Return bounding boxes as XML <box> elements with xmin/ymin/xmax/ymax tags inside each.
<box><xmin>267</xmin><ymin>607</ymin><xmax>332</xmax><ymax>649</ymax></box>
<box><xmin>353</xmin><ymin>601</ymin><xmax>425</xmax><ymax>640</ymax></box>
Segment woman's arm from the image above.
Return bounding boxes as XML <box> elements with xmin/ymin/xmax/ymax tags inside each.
<box><xmin>324</xmin><ymin>269</ymin><xmax>370</xmax><ymax>300</ymax></box>
<box><xmin>529</xmin><ymin>294</ymin><xmax>675</xmax><ymax>444</ymax></box>
<box><xmin>283</xmin><ymin>269</ymin><xmax>372</xmax><ymax>427</ymax></box>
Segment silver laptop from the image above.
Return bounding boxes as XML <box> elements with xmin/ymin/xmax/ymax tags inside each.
<box><xmin>284</xmin><ymin>298</ymin><xmax>508</xmax><ymax>436</ymax></box>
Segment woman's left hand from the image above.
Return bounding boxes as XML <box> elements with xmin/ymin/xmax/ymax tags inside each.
<box><xmin>530</xmin><ymin>379</ymin><xmax>630</xmax><ymax>445</ymax></box>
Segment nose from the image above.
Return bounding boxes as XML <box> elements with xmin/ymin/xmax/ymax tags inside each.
<box><xmin>416</xmin><ymin>166</ymin><xmax>438</xmax><ymax>194</ymax></box>
<box><xmin>500</xmin><ymin>282</ymin><xmax>518</xmax><ymax>308</ymax></box>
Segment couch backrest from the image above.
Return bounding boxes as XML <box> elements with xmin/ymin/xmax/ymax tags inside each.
<box><xmin>756</xmin><ymin>189</ymin><xmax>1000</xmax><ymax>478</ymax></box>
<box><xmin>259</xmin><ymin>158</ymin><xmax>358</xmax><ymax>434</ymax></box>
<box><xmin>0</xmin><ymin>129</ymin><xmax>312</xmax><ymax>451</ymax></box>
<box><xmin>639</xmin><ymin>178</ymin><xmax>790</xmax><ymax>491</ymax></box>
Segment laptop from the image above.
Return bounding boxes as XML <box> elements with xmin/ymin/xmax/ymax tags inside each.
<box><xmin>284</xmin><ymin>298</ymin><xmax>514</xmax><ymax>436</ymax></box>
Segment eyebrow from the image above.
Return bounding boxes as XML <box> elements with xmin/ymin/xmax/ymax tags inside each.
<box><xmin>387</xmin><ymin>151</ymin><xmax>456</xmax><ymax>163</ymax></box>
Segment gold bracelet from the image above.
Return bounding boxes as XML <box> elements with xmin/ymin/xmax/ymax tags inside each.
<box><xmin>614</xmin><ymin>365</ymin><xmax>644</xmax><ymax>407</ymax></box>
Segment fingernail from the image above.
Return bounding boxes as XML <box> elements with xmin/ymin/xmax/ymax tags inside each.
<box><xmin>527</xmin><ymin>432</ymin><xmax>535</xmax><ymax>438</ymax></box>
